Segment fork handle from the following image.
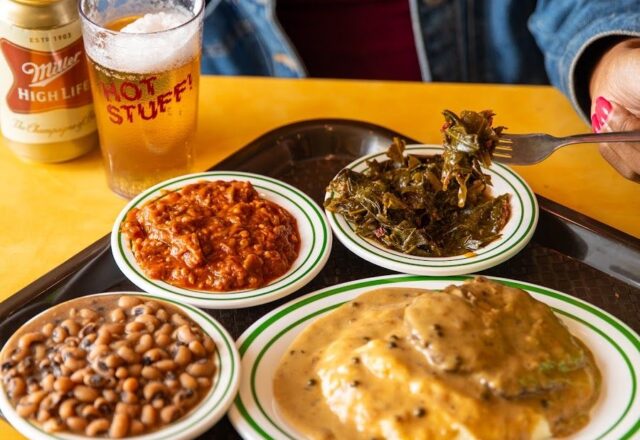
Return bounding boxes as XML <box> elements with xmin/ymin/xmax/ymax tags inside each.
<box><xmin>559</xmin><ymin>131</ymin><xmax>640</xmax><ymax>146</ymax></box>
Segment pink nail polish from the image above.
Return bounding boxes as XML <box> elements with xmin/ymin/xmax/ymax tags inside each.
<box><xmin>595</xmin><ymin>96</ymin><xmax>613</xmax><ymax>123</ymax></box>
<box><xmin>591</xmin><ymin>114</ymin><xmax>601</xmax><ymax>132</ymax></box>
<box><xmin>600</xmin><ymin>116</ymin><xmax>608</xmax><ymax>131</ymax></box>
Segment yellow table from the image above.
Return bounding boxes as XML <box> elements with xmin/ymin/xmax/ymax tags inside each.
<box><xmin>0</xmin><ymin>77</ymin><xmax>639</xmax><ymax>438</ymax></box>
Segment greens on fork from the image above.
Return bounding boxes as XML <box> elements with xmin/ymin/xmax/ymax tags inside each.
<box><xmin>324</xmin><ymin>110</ymin><xmax>510</xmax><ymax>257</ymax></box>
<box><xmin>441</xmin><ymin>109</ymin><xmax>504</xmax><ymax>207</ymax></box>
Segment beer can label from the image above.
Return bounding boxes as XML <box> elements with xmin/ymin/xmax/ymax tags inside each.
<box><xmin>0</xmin><ymin>19</ymin><xmax>96</xmax><ymax>144</ymax></box>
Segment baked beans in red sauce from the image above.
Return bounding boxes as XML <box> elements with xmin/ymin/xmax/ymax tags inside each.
<box><xmin>121</xmin><ymin>180</ymin><xmax>300</xmax><ymax>291</ymax></box>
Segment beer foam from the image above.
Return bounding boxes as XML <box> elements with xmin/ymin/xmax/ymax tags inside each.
<box><xmin>84</xmin><ymin>9</ymin><xmax>200</xmax><ymax>74</ymax></box>
<box><xmin>120</xmin><ymin>11</ymin><xmax>188</xmax><ymax>33</ymax></box>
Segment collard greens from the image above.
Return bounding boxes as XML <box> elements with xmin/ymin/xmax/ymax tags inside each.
<box><xmin>441</xmin><ymin>109</ymin><xmax>504</xmax><ymax>207</ymax></box>
<box><xmin>324</xmin><ymin>110</ymin><xmax>510</xmax><ymax>257</ymax></box>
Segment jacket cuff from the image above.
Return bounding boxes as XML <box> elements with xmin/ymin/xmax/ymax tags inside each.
<box><xmin>569</xmin><ymin>31</ymin><xmax>640</xmax><ymax>123</ymax></box>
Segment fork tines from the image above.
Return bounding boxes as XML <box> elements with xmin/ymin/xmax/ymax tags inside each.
<box><xmin>493</xmin><ymin>138</ymin><xmax>513</xmax><ymax>159</ymax></box>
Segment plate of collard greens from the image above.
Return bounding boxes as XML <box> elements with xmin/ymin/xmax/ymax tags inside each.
<box><xmin>324</xmin><ymin>110</ymin><xmax>538</xmax><ymax>276</ymax></box>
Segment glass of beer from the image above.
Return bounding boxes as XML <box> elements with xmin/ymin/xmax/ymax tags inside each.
<box><xmin>79</xmin><ymin>0</ymin><xmax>204</xmax><ymax>198</ymax></box>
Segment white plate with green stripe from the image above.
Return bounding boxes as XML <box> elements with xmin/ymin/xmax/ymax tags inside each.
<box><xmin>112</xmin><ymin>172</ymin><xmax>332</xmax><ymax>309</ymax></box>
<box><xmin>228</xmin><ymin>275</ymin><xmax>640</xmax><ymax>440</ymax></box>
<box><xmin>0</xmin><ymin>292</ymin><xmax>240</xmax><ymax>440</ymax></box>
<box><xmin>324</xmin><ymin>145</ymin><xmax>538</xmax><ymax>275</ymax></box>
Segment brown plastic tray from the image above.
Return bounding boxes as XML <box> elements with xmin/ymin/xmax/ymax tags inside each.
<box><xmin>1</xmin><ymin>119</ymin><xmax>639</xmax><ymax>439</ymax></box>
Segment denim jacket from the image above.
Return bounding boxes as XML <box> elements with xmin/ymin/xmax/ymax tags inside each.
<box><xmin>201</xmin><ymin>0</ymin><xmax>640</xmax><ymax>118</ymax></box>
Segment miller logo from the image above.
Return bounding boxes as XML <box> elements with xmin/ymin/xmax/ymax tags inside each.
<box><xmin>0</xmin><ymin>38</ymin><xmax>92</xmax><ymax>113</ymax></box>
<box><xmin>22</xmin><ymin>51</ymin><xmax>83</xmax><ymax>87</ymax></box>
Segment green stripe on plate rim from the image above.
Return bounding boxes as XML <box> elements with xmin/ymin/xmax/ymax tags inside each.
<box><xmin>24</xmin><ymin>293</ymin><xmax>236</xmax><ymax>440</ymax></box>
<box><xmin>234</xmin><ymin>275</ymin><xmax>640</xmax><ymax>440</ymax></box>
<box><xmin>326</xmin><ymin>146</ymin><xmax>536</xmax><ymax>266</ymax></box>
<box><xmin>116</xmin><ymin>172</ymin><xmax>328</xmax><ymax>301</ymax></box>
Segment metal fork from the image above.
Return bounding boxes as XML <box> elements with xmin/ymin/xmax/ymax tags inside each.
<box><xmin>493</xmin><ymin>131</ymin><xmax>640</xmax><ymax>165</ymax></box>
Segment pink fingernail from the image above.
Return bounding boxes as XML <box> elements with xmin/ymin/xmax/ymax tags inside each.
<box><xmin>591</xmin><ymin>114</ymin><xmax>601</xmax><ymax>132</ymax></box>
<box><xmin>595</xmin><ymin>96</ymin><xmax>613</xmax><ymax>118</ymax></box>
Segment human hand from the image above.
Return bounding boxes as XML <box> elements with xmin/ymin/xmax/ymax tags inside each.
<box><xmin>589</xmin><ymin>38</ymin><xmax>640</xmax><ymax>182</ymax></box>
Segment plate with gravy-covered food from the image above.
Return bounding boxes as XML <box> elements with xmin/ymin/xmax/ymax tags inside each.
<box><xmin>112</xmin><ymin>171</ymin><xmax>332</xmax><ymax>309</ymax></box>
<box><xmin>229</xmin><ymin>275</ymin><xmax>640</xmax><ymax>440</ymax></box>
<box><xmin>324</xmin><ymin>110</ymin><xmax>538</xmax><ymax>275</ymax></box>
<box><xmin>0</xmin><ymin>292</ymin><xmax>240</xmax><ymax>440</ymax></box>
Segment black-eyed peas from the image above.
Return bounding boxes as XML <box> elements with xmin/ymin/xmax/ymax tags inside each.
<box><xmin>186</xmin><ymin>358</ymin><xmax>215</xmax><ymax>377</ymax></box>
<box><xmin>174</xmin><ymin>346</ymin><xmax>192</xmax><ymax>366</ymax></box>
<box><xmin>179</xmin><ymin>372</ymin><xmax>198</xmax><ymax>390</ymax></box>
<box><xmin>53</xmin><ymin>376</ymin><xmax>73</xmax><ymax>393</ymax></box>
<box><xmin>128</xmin><ymin>363</ymin><xmax>142</xmax><ymax>377</ymax></box>
<box><xmin>61</xmin><ymin>319</ymin><xmax>81</xmax><ymax>336</ymax></box>
<box><xmin>122</xmin><ymin>377</ymin><xmax>138</xmax><ymax>393</ymax></box>
<box><xmin>41</xmin><ymin>323</ymin><xmax>54</xmax><ymax>338</ymax></box>
<box><xmin>155</xmin><ymin>333</ymin><xmax>172</xmax><ymax>348</ymax></box>
<box><xmin>6</xmin><ymin>376</ymin><xmax>25</xmax><ymax>399</ymax></box>
<box><xmin>42</xmin><ymin>418</ymin><xmax>64</xmax><ymax>433</ymax></box>
<box><xmin>86</xmin><ymin>418</ymin><xmax>110</xmax><ymax>436</ymax></box>
<box><xmin>141</xmin><ymin>404</ymin><xmax>157</xmax><ymax>426</ymax></box>
<box><xmin>1</xmin><ymin>295</ymin><xmax>217</xmax><ymax>437</ymax></box>
<box><xmin>110</xmin><ymin>413</ymin><xmax>130</xmax><ymax>438</ymax></box>
<box><xmin>95</xmin><ymin>397</ymin><xmax>111</xmax><ymax>414</ymax></box>
<box><xmin>118</xmin><ymin>296</ymin><xmax>140</xmax><ymax>309</ymax></box>
<box><xmin>125</xmin><ymin>321</ymin><xmax>145</xmax><ymax>334</ymax></box>
<box><xmin>173</xmin><ymin>388</ymin><xmax>198</xmax><ymax>407</ymax></box>
<box><xmin>18</xmin><ymin>332</ymin><xmax>44</xmax><ymax>350</ymax></box>
<box><xmin>117</xmin><ymin>345</ymin><xmax>139</xmax><ymax>364</ymax></box>
<box><xmin>70</xmin><ymin>367</ymin><xmax>88</xmax><ymax>383</ymax></box>
<box><xmin>59</xmin><ymin>398</ymin><xmax>78</xmax><ymax>418</ymax></box>
<box><xmin>103</xmin><ymin>389</ymin><xmax>118</xmax><ymax>403</ymax></box>
<box><xmin>121</xmin><ymin>391</ymin><xmax>138</xmax><ymax>405</ymax></box>
<box><xmin>110</xmin><ymin>308</ymin><xmax>126</xmax><ymax>323</ymax></box>
<box><xmin>143</xmin><ymin>381</ymin><xmax>167</xmax><ymax>401</ymax></box>
<box><xmin>156</xmin><ymin>308</ymin><xmax>169</xmax><ymax>322</ymax></box>
<box><xmin>81</xmin><ymin>404</ymin><xmax>101</xmax><ymax>419</ymax></box>
<box><xmin>37</xmin><ymin>407</ymin><xmax>50</xmax><ymax>423</ymax></box>
<box><xmin>79</xmin><ymin>308</ymin><xmax>99</xmax><ymax>321</ymax></box>
<box><xmin>115</xmin><ymin>366</ymin><xmax>129</xmax><ymax>379</ymax></box>
<box><xmin>197</xmin><ymin>377</ymin><xmax>211</xmax><ymax>388</ymax></box>
<box><xmin>40</xmin><ymin>374</ymin><xmax>55</xmax><ymax>391</ymax></box>
<box><xmin>136</xmin><ymin>314</ymin><xmax>159</xmax><ymax>332</ymax></box>
<box><xmin>203</xmin><ymin>336</ymin><xmax>216</xmax><ymax>353</ymax></box>
<box><xmin>130</xmin><ymin>420</ymin><xmax>145</xmax><ymax>435</ymax></box>
<box><xmin>160</xmin><ymin>405</ymin><xmax>181</xmax><ymax>424</ymax></box>
<box><xmin>143</xmin><ymin>347</ymin><xmax>168</xmax><ymax>364</ymax></box>
<box><xmin>176</xmin><ymin>325</ymin><xmax>196</xmax><ymax>344</ymax></box>
<box><xmin>141</xmin><ymin>365</ymin><xmax>161</xmax><ymax>380</ymax></box>
<box><xmin>67</xmin><ymin>416</ymin><xmax>87</xmax><ymax>432</ymax></box>
<box><xmin>84</xmin><ymin>373</ymin><xmax>106</xmax><ymax>388</ymax></box>
<box><xmin>136</xmin><ymin>333</ymin><xmax>154</xmax><ymax>353</ymax></box>
<box><xmin>75</xmin><ymin>385</ymin><xmax>99</xmax><ymax>402</ymax></box>
<box><xmin>16</xmin><ymin>401</ymin><xmax>37</xmax><ymax>418</ymax></box>
<box><xmin>155</xmin><ymin>359</ymin><xmax>177</xmax><ymax>371</ymax></box>
<box><xmin>171</xmin><ymin>313</ymin><xmax>188</xmax><ymax>326</ymax></box>
<box><xmin>189</xmin><ymin>340</ymin><xmax>206</xmax><ymax>357</ymax></box>
<box><xmin>51</xmin><ymin>327</ymin><xmax>67</xmax><ymax>344</ymax></box>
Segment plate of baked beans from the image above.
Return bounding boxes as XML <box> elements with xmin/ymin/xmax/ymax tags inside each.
<box><xmin>0</xmin><ymin>292</ymin><xmax>240</xmax><ymax>439</ymax></box>
<box><xmin>112</xmin><ymin>172</ymin><xmax>332</xmax><ymax>309</ymax></box>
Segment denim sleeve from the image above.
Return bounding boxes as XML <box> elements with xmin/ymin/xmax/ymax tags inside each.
<box><xmin>528</xmin><ymin>1</ymin><xmax>640</xmax><ymax>120</ymax></box>
<box><xmin>200</xmin><ymin>0</ymin><xmax>305</xmax><ymax>77</ymax></box>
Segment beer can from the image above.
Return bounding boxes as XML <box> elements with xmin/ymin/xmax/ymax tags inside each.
<box><xmin>0</xmin><ymin>0</ymin><xmax>98</xmax><ymax>162</ymax></box>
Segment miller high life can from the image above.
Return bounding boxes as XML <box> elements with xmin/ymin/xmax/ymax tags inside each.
<box><xmin>0</xmin><ymin>0</ymin><xmax>98</xmax><ymax>162</ymax></box>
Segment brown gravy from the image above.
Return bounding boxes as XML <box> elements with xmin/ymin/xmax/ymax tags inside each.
<box><xmin>273</xmin><ymin>278</ymin><xmax>601</xmax><ymax>440</ymax></box>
